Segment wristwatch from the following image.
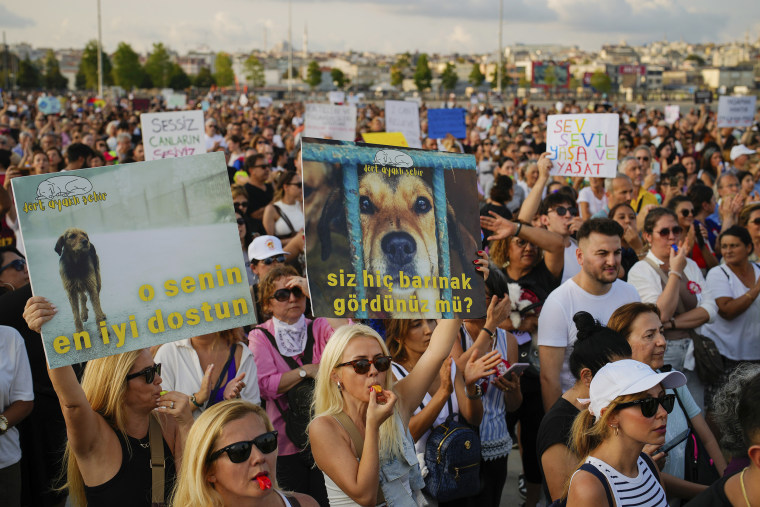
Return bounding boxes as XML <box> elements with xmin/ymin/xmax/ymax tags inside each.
<box><xmin>0</xmin><ymin>415</ymin><xmax>8</xmax><ymax>435</ymax></box>
<box><xmin>299</xmin><ymin>368</ymin><xmax>307</xmax><ymax>378</ymax></box>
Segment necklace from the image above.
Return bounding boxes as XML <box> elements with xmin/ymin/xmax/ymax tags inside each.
<box><xmin>741</xmin><ymin>467</ymin><xmax>751</xmax><ymax>507</ymax></box>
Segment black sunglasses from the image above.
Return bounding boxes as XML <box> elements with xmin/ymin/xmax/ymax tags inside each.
<box><xmin>287</xmin><ymin>182</ymin><xmax>303</xmax><ymax>187</ymax></box>
<box><xmin>637</xmin><ymin>156</ymin><xmax>650</xmax><ymax>162</ymax></box>
<box><xmin>337</xmin><ymin>355</ymin><xmax>392</xmax><ymax>374</ymax></box>
<box><xmin>655</xmin><ymin>226</ymin><xmax>683</xmax><ymax>237</ymax></box>
<box><xmin>679</xmin><ymin>209</ymin><xmax>694</xmax><ymax>217</ymax></box>
<box><xmin>207</xmin><ymin>431</ymin><xmax>279</xmax><ymax>463</ymax></box>
<box><xmin>0</xmin><ymin>258</ymin><xmax>26</xmax><ymax>274</ymax></box>
<box><xmin>549</xmin><ymin>206</ymin><xmax>578</xmax><ymax>217</ymax></box>
<box><xmin>126</xmin><ymin>363</ymin><xmax>161</xmax><ymax>383</ymax></box>
<box><xmin>233</xmin><ymin>201</ymin><xmax>248</xmax><ymax>208</ymax></box>
<box><xmin>617</xmin><ymin>393</ymin><xmax>675</xmax><ymax>418</ymax></box>
<box><xmin>256</xmin><ymin>254</ymin><xmax>286</xmax><ymax>267</ymax></box>
<box><xmin>749</xmin><ymin>218</ymin><xmax>760</xmax><ymax>226</ymax></box>
<box><xmin>271</xmin><ymin>286</ymin><xmax>303</xmax><ymax>302</ymax></box>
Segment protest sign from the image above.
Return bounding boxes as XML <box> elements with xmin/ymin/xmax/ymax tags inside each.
<box><xmin>546</xmin><ymin>114</ymin><xmax>619</xmax><ymax>178</ymax></box>
<box><xmin>132</xmin><ymin>98</ymin><xmax>150</xmax><ymax>112</ymax></box>
<box><xmin>239</xmin><ymin>94</ymin><xmax>249</xmax><ymax>106</ymax></box>
<box><xmin>385</xmin><ymin>100</ymin><xmax>422</xmax><ymax>148</ymax></box>
<box><xmin>301</xmin><ymin>138</ymin><xmax>485</xmax><ymax>320</ymax></box>
<box><xmin>258</xmin><ymin>96</ymin><xmax>273</xmax><ymax>108</ymax></box>
<box><xmin>11</xmin><ymin>152</ymin><xmax>254</xmax><ymax>368</ymax></box>
<box><xmin>165</xmin><ymin>93</ymin><xmax>187</xmax><ymax>110</ymax></box>
<box><xmin>361</xmin><ymin>132</ymin><xmax>408</xmax><ymax>147</ymax></box>
<box><xmin>427</xmin><ymin>108</ymin><xmax>467</xmax><ymax>139</ymax></box>
<box><xmin>717</xmin><ymin>96</ymin><xmax>757</xmax><ymax>127</ymax></box>
<box><xmin>140</xmin><ymin>110</ymin><xmax>206</xmax><ymax>161</ymax></box>
<box><xmin>328</xmin><ymin>91</ymin><xmax>346</xmax><ymax>104</ymax></box>
<box><xmin>37</xmin><ymin>96</ymin><xmax>61</xmax><ymax>115</ymax></box>
<box><xmin>304</xmin><ymin>103</ymin><xmax>357</xmax><ymax>141</ymax></box>
<box><xmin>664</xmin><ymin>105</ymin><xmax>680</xmax><ymax>125</ymax></box>
<box><xmin>694</xmin><ymin>90</ymin><xmax>713</xmax><ymax>104</ymax></box>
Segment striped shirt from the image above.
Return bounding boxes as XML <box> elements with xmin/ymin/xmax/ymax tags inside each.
<box><xmin>583</xmin><ymin>455</ymin><xmax>667</xmax><ymax>507</ymax></box>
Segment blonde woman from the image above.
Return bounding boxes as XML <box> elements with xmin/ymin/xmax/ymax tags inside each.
<box><xmin>172</xmin><ymin>400</ymin><xmax>318</xmax><ymax>507</ymax></box>
<box><xmin>308</xmin><ymin>320</ymin><xmax>464</xmax><ymax>506</ymax></box>
<box><xmin>23</xmin><ymin>296</ymin><xmax>194</xmax><ymax>507</ymax></box>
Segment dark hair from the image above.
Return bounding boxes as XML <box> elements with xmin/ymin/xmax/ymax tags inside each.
<box><xmin>737</xmin><ymin>170</ymin><xmax>753</xmax><ymax>185</ymax></box>
<box><xmin>569</xmin><ymin>311</ymin><xmax>632</xmax><ymax>379</ymax></box>
<box><xmin>737</xmin><ymin>372</ymin><xmax>760</xmax><ymax>446</ymax></box>
<box><xmin>687</xmin><ymin>184</ymin><xmax>714</xmax><ymax>211</ymax></box>
<box><xmin>718</xmin><ymin>225</ymin><xmax>752</xmax><ymax>249</ymax></box>
<box><xmin>538</xmin><ymin>192</ymin><xmax>576</xmax><ymax>215</ymax></box>
<box><xmin>739</xmin><ymin>203</ymin><xmax>760</xmax><ymax>227</ymax></box>
<box><xmin>490</xmin><ymin>175</ymin><xmax>513</xmax><ymax>203</ymax></box>
<box><xmin>46</xmin><ymin>147</ymin><xmax>66</xmax><ymax>170</ymax></box>
<box><xmin>65</xmin><ymin>143</ymin><xmax>92</xmax><ymax>164</ymax></box>
<box><xmin>0</xmin><ymin>246</ymin><xmax>25</xmax><ymax>264</ymax></box>
<box><xmin>243</xmin><ymin>153</ymin><xmax>268</xmax><ymax>171</ymax></box>
<box><xmin>700</xmin><ymin>146</ymin><xmax>720</xmax><ymax>183</ymax></box>
<box><xmin>643</xmin><ymin>207</ymin><xmax>677</xmax><ymax>234</ymax></box>
<box><xmin>662</xmin><ymin>164</ymin><xmax>686</xmax><ymax>185</ymax></box>
<box><xmin>608</xmin><ymin>202</ymin><xmax>635</xmax><ymax>219</ymax></box>
<box><xmin>577</xmin><ymin>218</ymin><xmax>623</xmax><ymax>242</ymax></box>
<box><xmin>666</xmin><ymin>195</ymin><xmax>692</xmax><ymax>212</ymax></box>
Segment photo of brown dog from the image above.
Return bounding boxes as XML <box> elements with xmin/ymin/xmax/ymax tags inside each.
<box><xmin>54</xmin><ymin>228</ymin><xmax>106</xmax><ymax>332</ymax></box>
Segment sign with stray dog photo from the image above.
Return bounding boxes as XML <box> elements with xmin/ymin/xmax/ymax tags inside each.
<box><xmin>12</xmin><ymin>152</ymin><xmax>255</xmax><ymax>368</ymax></box>
<box><xmin>301</xmin><ymin>138</ymin><xmax>485</xmax><ymax>319</ymax></box>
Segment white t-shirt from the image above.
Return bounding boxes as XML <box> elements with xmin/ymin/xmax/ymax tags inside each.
<box><xmin>561</xmin><ymin>239</ymin><xmax>581</xmax><ymax>285</ymax></box>
<box><xmin>204</xmin><ymin>133</ymin><xmax>227</xmax><ymax>151</ymax></box>
<box><xmin>0</xmin><ymin>326</ymin><xmax>34</xmax><ymax>468</ymax></box>
<box><xmin>272</xmin><ymin>200</ymin><xmax>305</xmax><ymax>238</ymax></box>
<box><xmin>577</xmin><ymin>187</ymin><xmax>608</xmax><ymax>217</ymax></box>
<box><xmin>700</xmin><ymin>263</ymin><xmax>760</xmax><ymax>361</ymax></box>
<box><xmin>538</xmin><ymin>279</ymin><xmax>641</xmax><ymax>392</ymax></box>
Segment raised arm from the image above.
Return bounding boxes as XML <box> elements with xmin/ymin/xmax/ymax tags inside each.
<box><xmin>518</xmin><ymin>153</ymin><xmax>552</xmax><ymax>222</ymax></box>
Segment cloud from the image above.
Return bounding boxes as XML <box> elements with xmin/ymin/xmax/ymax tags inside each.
<box><xmin>0</xmin><ymin>5</ymin><xmax>34</xmax><ymax>28</ymax></box>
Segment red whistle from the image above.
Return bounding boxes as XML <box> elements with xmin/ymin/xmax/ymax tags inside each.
<box><xmin>256</xmin><ymin>475</ymin><xmax>272</xmax><ymax>490</ymax></box>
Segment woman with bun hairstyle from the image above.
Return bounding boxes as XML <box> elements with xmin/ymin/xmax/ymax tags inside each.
<box><xmin>537</xmin><ymin>311</ymin><xmax>632</xmax><ymax>503</ymax></box>
<box><xmin>564</xmin><ymin>359</ymin><xmax>687</xmax><ymax>506</ymax></box>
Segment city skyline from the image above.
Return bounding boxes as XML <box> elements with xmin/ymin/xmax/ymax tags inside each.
<box><xmin>1</xmin><ymin>0</ymin><xmax>759</xmax><ymax>56</ymax></box>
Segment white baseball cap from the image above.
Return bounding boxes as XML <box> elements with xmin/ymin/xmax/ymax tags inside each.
<box><xmin>730</xmin><ymin>144</ymin><xmax>756</xmax><ymax>161</ymax></box>
<box><xmin>248</xmin><ymin>235</ymin><xmax>288</xmax><ymax>262</ymax></box>
<box><xmin>582</xmin><ymin>359</ymin><xmax>686</xmax><ymax>420</ymax></box>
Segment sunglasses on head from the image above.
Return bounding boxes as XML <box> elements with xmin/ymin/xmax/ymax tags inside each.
<box><xmin>655</xmin><ymin>226</ymin><xmax>683</xmax><ymax>237</ymax></box>
<box><xmin>337</xmin><ymin>355</ymin><xmax>392</xmax><ymax>374</ymax></box>
<box><xmin>679</xmin><ymin>209</ymin><xmax>694</xmax><ymax>217</ymax></box>
<box><xmin>617</xmin><ymin>393</ymin><xmax>675</xmax><ymax>418</ymax></box>
<box><xmin>271</xmin><ymin>286</ymin><xmax>303</xmax><ymax>302</ymax></box>
<box><xmin>207</xmin><ymin>431</ymin><xmax>279</xmax><ymax>463</ymax></box>
<box><xmin>0</xmin><ymin>258</ymin><xmax>26</xmax><ymax>274</ymax></box>
<box><xmin>125</xmin><ymin>363</ymin><xmax>161</xmax><ymax>383</ymax></box>
<box><xmin>549</xmin><ymin>206</ymin><xmax>578</xmax><ymax>217</ymax></box>
<box><xmin>257</xmin><ymin>254</ymin><xmax>286</xmax><ymax>266</ymax></box>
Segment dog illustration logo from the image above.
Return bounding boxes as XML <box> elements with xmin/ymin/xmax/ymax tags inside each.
<box><xmin>36</xmin><ymin>176</ymin><xmax>93</xmax><ymax>200</ymax></box>
<box><xmin>373</xmin><ymin>149</ymin><xmax>413</xmax><ymax>168</ymax></box>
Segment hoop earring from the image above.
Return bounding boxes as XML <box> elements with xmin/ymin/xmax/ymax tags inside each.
<box><xmin>337</xmin><ymin>380</ymin><xmax>342</xmax><ymax>391</ymax></box>
<box><xmin>612</xmin><ymin>426</ymin><xmax>619</xmax><ymax>437</ymax></box>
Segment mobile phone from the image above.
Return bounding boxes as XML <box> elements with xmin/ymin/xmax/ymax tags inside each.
<box><xmin>502</xmin><ymin>363</ymin><xmax>530</xmax><ymax>377</ymax></box>
<box><xmin>659</xmin><ymin>429</ymin><xmax>690</xmax><ymax>454</ymax></box>
<box><xmin>693</xmin><ymin>221</ymin><xmax>705</xmax><ymax>247</ymax></box>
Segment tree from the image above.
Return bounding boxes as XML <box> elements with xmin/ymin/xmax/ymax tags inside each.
<box><xmin>243</xmin><ymin>55</ymin><xmax>266</xmax><ymax>88</ymax></box>
<box><xmin>168</xmin><ymin>63</ymin><xmax>191</xmax><ymax>90</ymax></box>
<box><xmin>489</xmin><ymin>63</ymin><xmax>511</xmax><ymax>90</ymax></box>
<box><xmin>194</xmin><ymin>67</ymin><xmax>216</xmax><ymax>88</ymax></box>
<box><xmin>468</xmin><ymin>63</ymin><xmax>485</xmax><ymax>87</ymax></box>
<box><xmin>589</xmin><ymin>70</ymin><xmax>612</xmax><ymax>94</ymax></box>
<box><xmin>43</xmin><ymin>50</ymin><xmax>68</xmax><ymax>90</ymax></box>
<box><xmin>144</xmin><ymin>42</ymin><xmax>172</xmax><ymax>88</ymax></box>
<box><xmin>440</xmin><ymin>62</ymin><xmax>458</xmax><ymax>92</ymax></box>
<box><xmin>390</xmin><ymin>65</ymin><xmax>403</xmax><ymax>87</ymax></box>
<box><xmin>214</xmin><ymin>52</ymin><xmax>235</xmax><ymax>87</ymax></box>
<box><xmin>331</xmin><ymin>68</ymin><xmax>347</xmax><ymax>88</ymax></box>
<box><xmin>685</xmin><ymin>54</ymin><xmax>706</xmax><ymax>66</ymax></box>
<box><xmin>17</xmin><ymin>56</ymin><xmax>42</xmax><ymax>89</ymax></box>
<box><xmin>77</xmin><ymin>40</ymin><xmax>113</xmax><ymax>90</ymax></box>
<box><xmin>413</xmin><ymin>53</ymin><xmax>432</xmax><ymax>91</ymax></box>
<box><xmin>306</xmin><ymin>60</ymin><xmax>322</xmax><ymax>89</ymax></box>
<box><xmin>112</xmin><ymin>42</ymin><xmax>145</xmax><ymax>90</ymax></box>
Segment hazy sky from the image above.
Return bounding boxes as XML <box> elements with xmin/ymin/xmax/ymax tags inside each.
<box><xmin>1</xmin><ymin>0</ymin><xmax>759</xmax><ymax>55</ymax></box>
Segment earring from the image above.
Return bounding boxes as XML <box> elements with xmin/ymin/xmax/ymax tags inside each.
<box><xmin>337</xmin><ymin>381</ymin><xmax>342</xmax><ymax>391</ymax></box>
<box><xmin>612</xmin><ymin>426</ymin><xmax>619</xmax><ymax>437</ymax></box>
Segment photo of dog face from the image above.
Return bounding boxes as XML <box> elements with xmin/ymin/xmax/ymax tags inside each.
<box><xmin>55</xmin><ymin>228</ymin><xmax>106</xmax><ymax>332</ymax></box>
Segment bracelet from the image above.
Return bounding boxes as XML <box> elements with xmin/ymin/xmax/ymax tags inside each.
<box><xmin>514</xmin><ymin>222</ymin><xmax>523</xmax><ymax>237</ymax></box>
<box><xmin>669</xmin><ymin>318</ymin><xmax>676</xmax><ymax>330</ymax></box>
<box><xmin>189</xmin><ymin>394</ymin><xmax>203</xmax><ymax>409</ymax></box>
<box><xmin>668</xmin><ymin>271</ymin><xmax>683</xmax><ymax>279</ymax></box>
<box><xmin>480</xmin><ymin>327</ymin><xmax>495</xmax><ymax>339</ymax></box>
<box><xmin>466</xmin><ymin>383</ymin><xmax>484</xmax><ymax>400</ymax></box>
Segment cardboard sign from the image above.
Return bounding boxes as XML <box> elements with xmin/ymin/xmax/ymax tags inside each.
<box><xmin>361</xmin><ymin>132</ymin><xmax>409</xmax><ymax>147</ymax></box>
<box><xmin>328</xmin><ymin>91</ymin><xmax>346</xmax><ymax>104</ymax></box>
<box><xmin>304</xmin><ymin>103</ymin><xmax>357</xmax><ymax>142</ymax></box>
<box><xmin>694</xmin><ymin>90</ymin><xmax>713</xmax><ymax>104</ymax></box>
<box><xmin>717</xmin><ymin>96</ymin><xmax>757</xmax><ymax>127</ymax></box>
<box><xmin>37</xmin><ymin>96</ymin><xmax>61</xmax><ymax>115</ymax></box>
<box><xmin>427</xmin><ymin>108</ymin><xmax>466</xmax><ymax>139</ymax></box>
<box><xmin>165</xmin><ymin>93</ymin><xmax>187</xmax><ymax>110</ymax></box>
<box><xmin>301</xmin><ymin>138</ymin><xmax>485</xmax><ymax>320</ymax></box>
<box><xmin>11</xmin><ymin>152</ymin><xmax>254</xmax><ymax>368</ymax></box>
<box><xmin>664</xmin><ymin>105</ymin><xmax>680</xmax><ymax>125</ymax></box>
<box><xmin>385</xmin><ymin>100</ymin><xmax>422</xmax><ymax>148</ymax></box>
<box><xmin>140</xmin><ymin>110</ymin><xmax>207</xmax><ymax>161</ymax></box>
<box><xmin>546</xmin><ymin>114</ymin><xmax>619</xmax><ymax>178</ymax></box>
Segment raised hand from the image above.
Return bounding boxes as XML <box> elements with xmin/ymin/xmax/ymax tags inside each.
<box><xmin>464</xmin><ymin>349</ymin><xmax>502</xmax><ymax>386</ymax></box>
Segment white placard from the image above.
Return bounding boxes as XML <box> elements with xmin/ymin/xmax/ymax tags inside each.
<box><xmin>165</xmin><ymin>93</ymin><xmax>187</xmax><ymax>110</ymax></box>
<box><xmin>717</xmin><ymin>96</ymin><xmax>757</xmax><ymax>127</ymax></box>
<box><xmin>36</xmin><ymin>96</ymin><xmax>61</xmax><ymax>115</ymax></box>
<box><xmin>304</xmin><ymin>103</ymin><xmax>357</xmax><ymax>142</ymax></box>
<box><xmin>258</xmin><ymin>96</ymin><xmax>273</xmax><ymax>108</ymax></box>
<box><xmin>328</xmin><ymin>91</ymin><xmax>346</xmax><ymax>104</ymax></box>
<box><xmin>546</xmin><ymin>113</ymin><xmax>619</xmax><ymax>178</ymax></box>
<box><xmin>385</xmin><ymin>100</ymin><xmax>422</xmax><ymax>148</ymax></box>
<box><xmin>141</xmin><ymin>110</ymin><xmax>206</xmax><ymax>161</ymax></box>
<box><xmin>664</xmin><ymin>105</ymin><xmax>680</xmax><ymax>125</ymax></box>
<box><xmin>239</xmin><ymin>94</ymin><xmax>249</xmax><ymax>106</ymax></box>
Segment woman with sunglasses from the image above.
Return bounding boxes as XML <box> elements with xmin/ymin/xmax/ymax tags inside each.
<box><xmin>262</xmin><ymin>170</ymin><xmax>304</xmax><ymax>246</ymax></box>
<box><xmin>667</xmin><ymin>196</ymin><xmax>718</xmax><ymax>271</ymax></box>
<box><xmin>0</xmin><ymin>247</ymin><xmax>29</xmax><ymax>295</ymax></box>
<box><xmin>172</xmin><ymin>400</ymin><xmax>318</xmax><ymax>507</ymax></box>
<box><xmin>309</xmin><ymin>319</ymin><xmax>462</xmax><ymax>507</ymax></box>
<box><xmin>738</xmin><ymin>203</ymin><xmax>760</xmax><ymax>262</ymax></box>
<box><xmin>609</xmin><ymin>303</ymin><xmax>726</xmax><ymax>505</ymax></box>
<box><xmin>23</xmin><ymin>299</ymin><xmax>194</xmax><ymax>506</ymax></box>
<box><xmin>564</xmin><ymin>359</ymin><xmax>685</xmax><ymax>507</ymax></box>
<box><xmin>249</xmin><ymin>265</ymin><xmax>337</xmax><ymax>506</ymax></box>
<box><xmin>628</xmin><ymin>207</ymin><xmax>715</xmax><ymax>405</ymax></box>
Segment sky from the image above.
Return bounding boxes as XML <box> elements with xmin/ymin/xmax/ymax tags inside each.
<box><xmin>1</xmin><ymin>0</ymin><xmax>759</xmax><ymax>56</ymax></box>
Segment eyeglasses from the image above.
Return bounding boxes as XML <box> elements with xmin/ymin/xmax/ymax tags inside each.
<box><xmin>271</xmin><ymin>286</ymin><xmax>303</xmax><ymax>302</ymax></box>
<box><xmin>287</xmin><ymin>182</ymin><xmax>303</xmax><ymax>188</ymax></box>
<box><xmin>207</xmin><ymin>431</ymin><xmax>279</xmax><ymax>463</ymax></box>
<box><xmin>549</xmin><ymin>206</ymin><xmax>578</xmax><ymax>217</ymax></box>
<box><xmin>655</xmin><ymin>226</ymin><xmax>683</xmax><ymax>237</ymax></box>
<box><xmin>125</xmin><ymin>363</ymin><xmax>161</xmax><ymax>383</ymax></box>
<box><xmin>512</xmin><ymin>237</ymin><xmax>531</xmax><ymax>249</ymax></box>
<box><xmin>679</xmin><ymin>209</ymin><xmax>694</xmax><ymax>217</ymax></box>
<box><xmin>0</xmin><ymin>258</ymin><xmax>26</xmax><ymax>275</ymax></box>
<box><xmin>617</xmin><ymin>393</ymin><xmax>675</xmax><ymax>418</ymax></box>
<box><xmin>336</xmin><ymin>355</ymin><xmax>393</xmax><ymax>374</ymax></box>
<box><xmin>254</xmin><ymin>164</ymin><xmax>269</xmax><ymax>169</ymax></box>
<box><xmin>233</xmin><ymin>201</ymin><xmax>248</xmax><ymax>208</ymax></box>
<box><xmin>255</xmin><ymin>254</ymin><xmax>286</xmax><ymax>267</ymax></box>
<box><xmin>637</xmin><ymin>156</ymin><xmax>650</xmax><ymax>162</ymax></box>
<box><xmin>236</xmin><ymin>218</ymin><xmax>246</xmax><ymax>226</ymax></box>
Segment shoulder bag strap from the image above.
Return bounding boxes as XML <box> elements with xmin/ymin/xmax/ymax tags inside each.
<box><xmin>578</xmin><ymin>463</ymin><xmax>614</xmax><ymax>507</ymax></box>
<box><xmin>254</xmin><ymin>327</ymin><xmax>300</xmax><ymax>369</ymax></box>
<box><xmin>149</xmin><ymin>414</ymin><xmax>166</xmax><ymax>507</ymax></box>
<box><xmin>644</xmin><ymin>257</ymin><xmax>687</xmax><ymax>315</ymax></box>
<box><xmin>205</xmin><ymin>344</ymin><xmax>237</xmax><ymax>408</ymax></box>
<box><xmin>284</xmin><ymin>495</ymin><xmax>302</xmax><ymax>507</ymax></box>
<box><xmin>391</xmin><ymin>363</ymin><xmax>426</xmax><ymax>411</ymax></box>
<box><xmin>273</xmin><ymin>204</ymin><xmax>297</xmax><ymax>236</ymax></box>
<box><xmin>302</xmin><ymin>321</ymin><xmax>315</xmax><ymax>364</ymax></box>
<box><xmin>672</xmin><ymin>387</ymin><xmax>696</xmax><ymax>433</ymax></box>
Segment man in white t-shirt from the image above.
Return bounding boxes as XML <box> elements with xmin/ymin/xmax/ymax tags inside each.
<box><xmin>538</xmin><ymin>219</ymin><xmax>640</xmax><ymax>411</ymax></box>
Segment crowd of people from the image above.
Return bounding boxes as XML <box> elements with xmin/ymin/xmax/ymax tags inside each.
<box><xmin>0</xmin><ymin>90</ymin><xmax>759</xmax><ymax>507</ymax></box>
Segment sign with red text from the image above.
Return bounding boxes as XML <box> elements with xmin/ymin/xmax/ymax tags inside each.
<box><xmin>717</xmin><ymin>96</ymin><xmax>757</xmax><ymax>127</ymax></box>
<box><xmin>141</xmin><ymin>110</ymin><xmax>206</xmax><ymax>161</ymax></box>
<box><xmin>546</xmin><ymin>114</ymin><xmax>619</xmax><ymax>178</ymax></box>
